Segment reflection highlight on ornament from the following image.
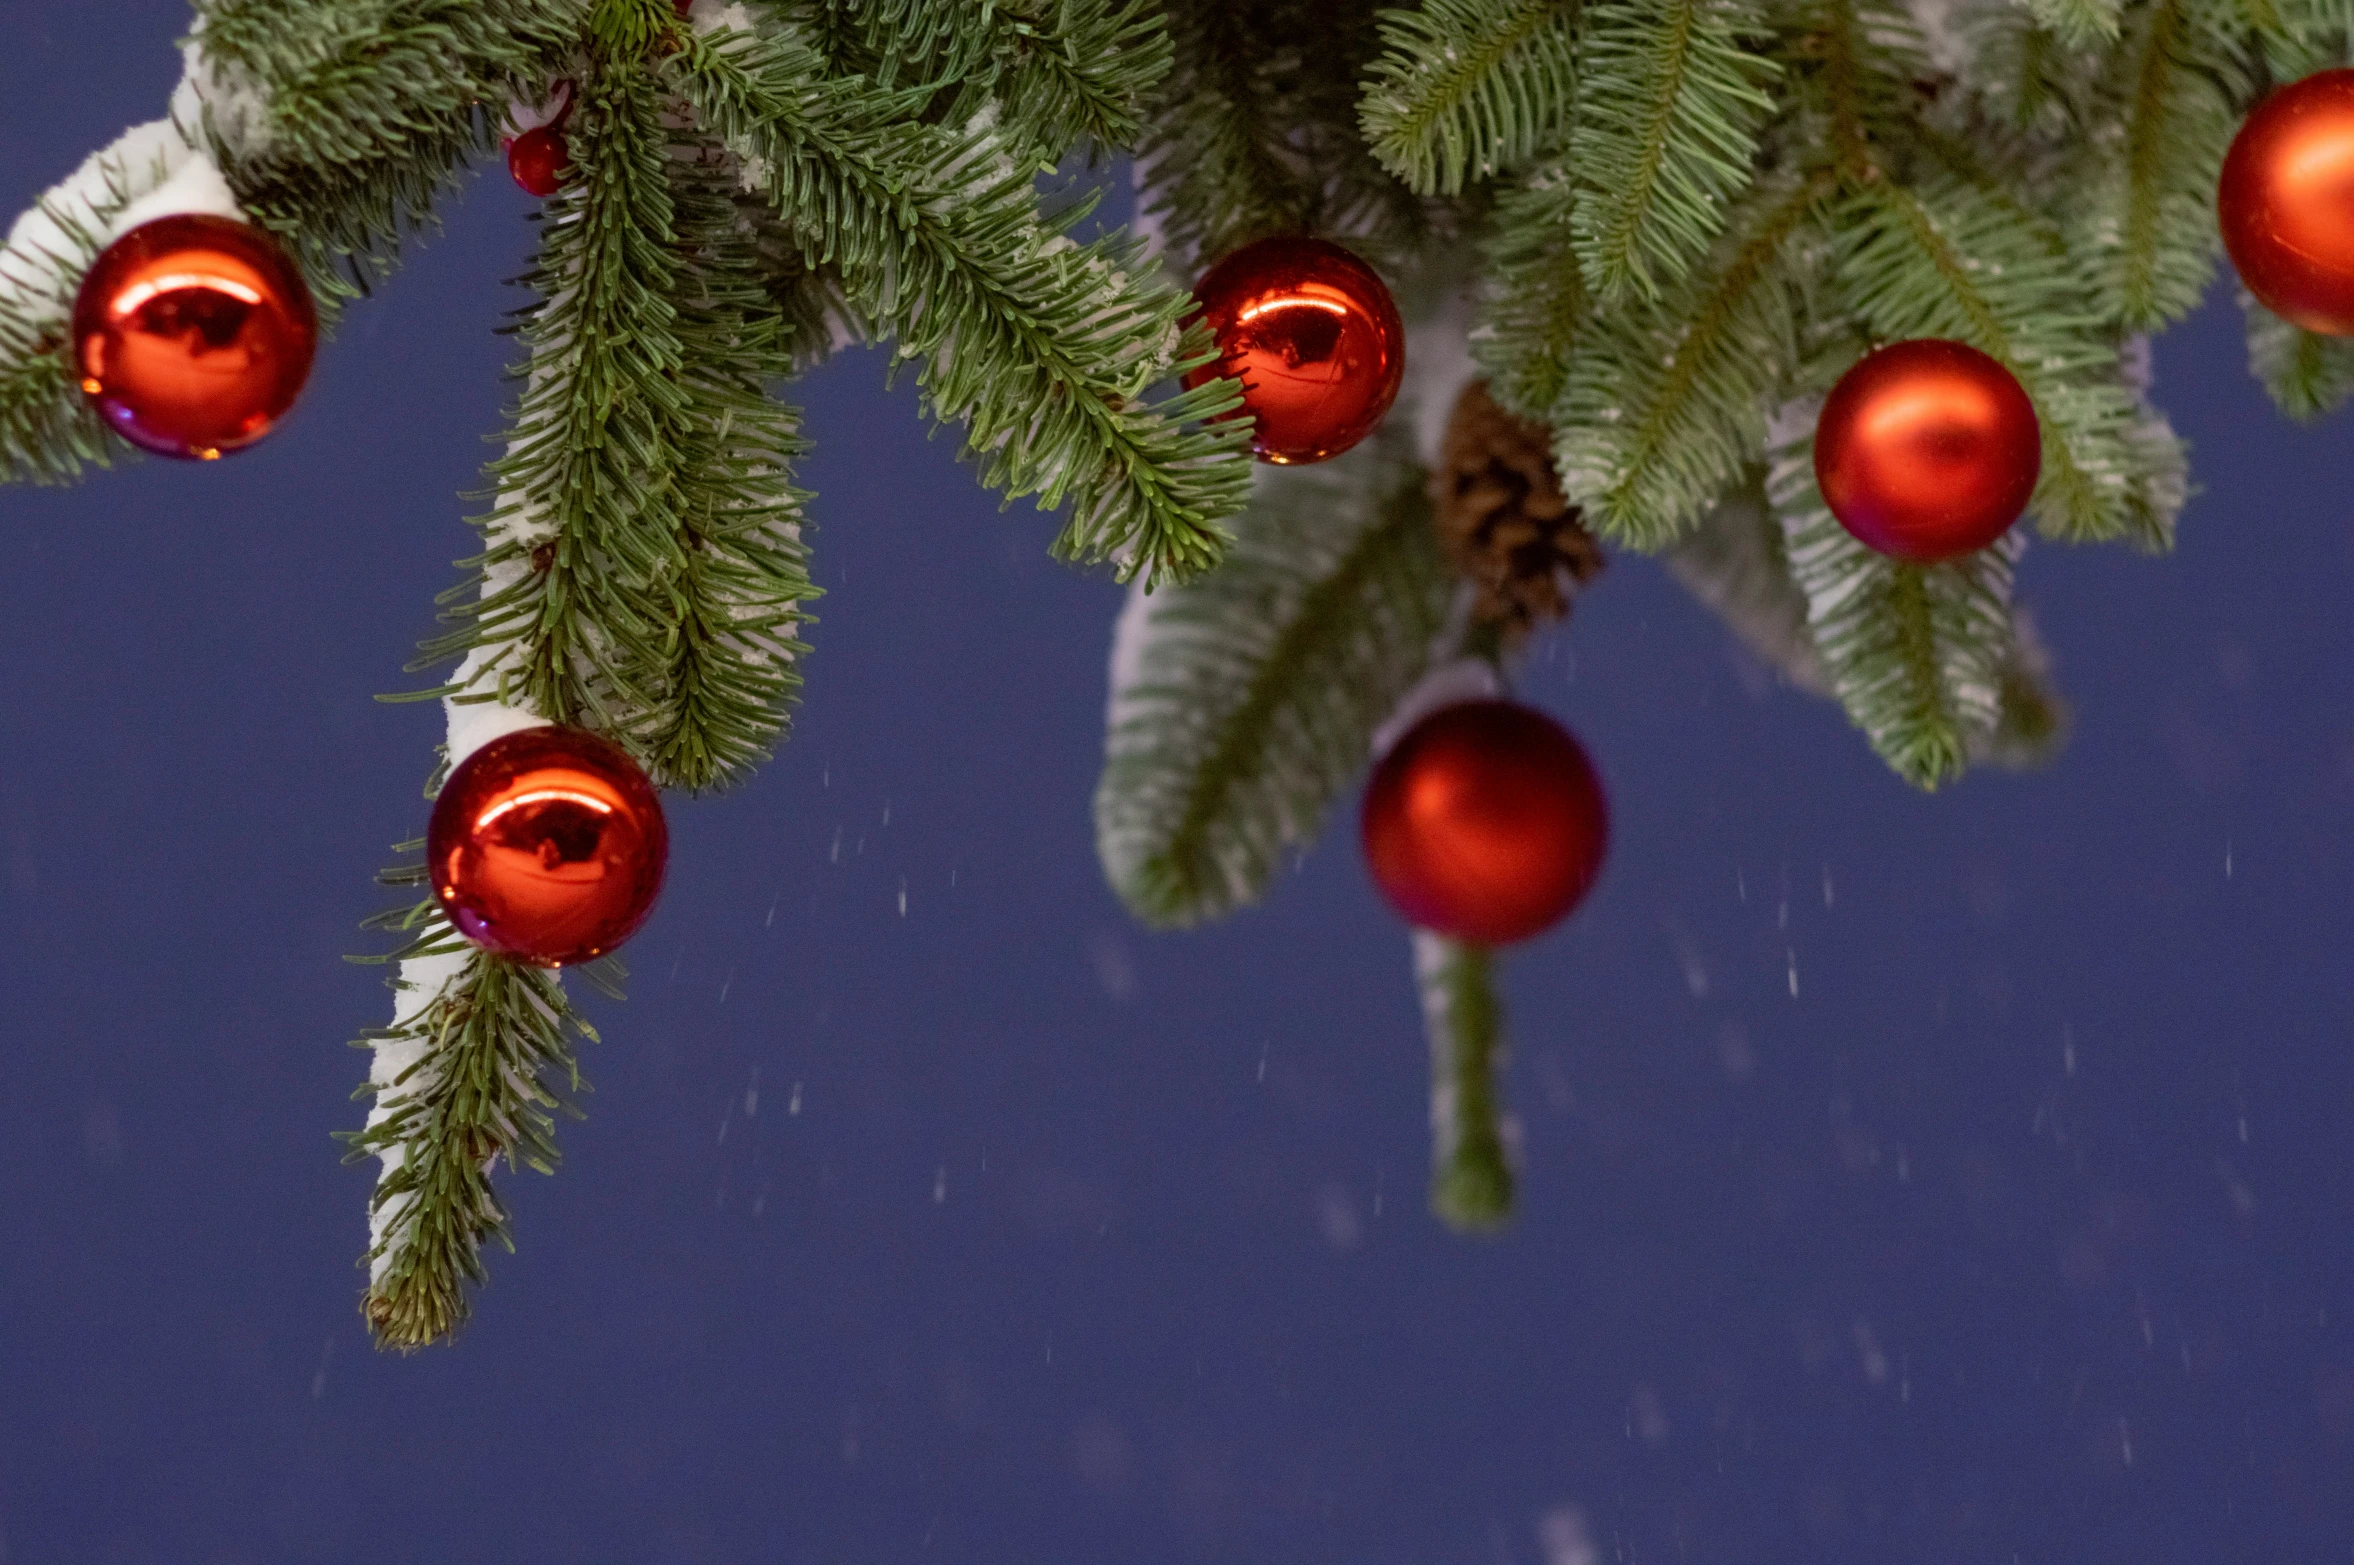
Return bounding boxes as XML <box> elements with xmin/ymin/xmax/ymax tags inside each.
<box><xmin>1235</xmin><ymin>295</ymin><xmax>1351</xmax><ymax>323</ymax></box>
<box><xmin>477</xmin><ymin>787</ymin><xmax>617</xmax><ymax>828</ymax></box>
<box><xmin>110</xmin><ymin>273</ymin><xmax>266</xmax><ymax>315</ymax></box>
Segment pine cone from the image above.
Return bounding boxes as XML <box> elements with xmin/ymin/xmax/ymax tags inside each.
<box><xmin>1430</xmin><ymin>380</ymin><xmax>1603</xmax><ymax>639</ymax></box>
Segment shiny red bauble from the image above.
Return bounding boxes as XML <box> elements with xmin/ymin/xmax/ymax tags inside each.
<box><xmin>1813</xmin><ymin>339</ymin><xmax>2040</xmax><ymax>562</ymax></box>
<box><xmin>506</xmin><ymin>124</ymin><xmax>571</xmax><ymax>198</ymax></box>
<box><xmin>428</xmin><ymin>726</ymin><xmax>669</xmax><ymax>968</ymax></box>
<box><xmin>1361</xmin><ymin>701</ymin><xmax>1608</xmax><ymax>947</ymax></box>
<box><xmin>71</xmin><ymin>213</ymin><xmax>316</xmax><ymax>460</ymax></box>
<box><xmin>1180</xmin><ymin>235</ymin><xmax>1405</xmax><ymax>464</ymax></box>
<box><xmin>2220</xmin><ymin>68</ymin><xmax>2354</xmax><ymax>335</ymax></box>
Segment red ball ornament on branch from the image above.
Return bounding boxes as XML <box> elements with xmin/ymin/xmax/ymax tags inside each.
<box><xmin>1361</xmin><ymin>700</ymin><xmax>1608</xmax><ymax>947</ymax></box>
<box><xmin>1181</xmin><ymin>234</ymin><xmax>1404</xmax><ymax>465</ymax></box>
<box><xmin>2220</xmin><ymin>68</ymin><xmax>2354</xmax><ymax>336</ymax></box>
<box><xmin>1814</xmin><ymin>339</ymin><xmax>2040</xmax><ymax>563</ymax></box>
<box><xmin>506</xmin><ymin>124</ymin><xmax>571</xmax><ymax>198</ymax></box>
<box><xmin>428</xmin><ymin>726</ymin><xmax>669</xmax><ymax>968</ymax></box>
<box><xmin>71</xmin><ymin>213</ymin><xmax>316</xmax><ymax>460</ymax></box>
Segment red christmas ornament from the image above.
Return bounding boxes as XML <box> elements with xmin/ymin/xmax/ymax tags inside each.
<box><xmin>1813</xmin><ymin>339</ymin><xmax>2040</xmax><ymax>563</ymax></box>
<box><xmin>506</xmin><ymin>124</ymin><xmax>571</xmax><ymax>198</ymax></box>
<box><xmin>428</xmin><ymin>726</ymin><xmax>669</xmax><ymax>968</ymax></box>
<box><xmin>1361</xmin><ymin>700</ymin><xmax>1608</xmax><ymax>947</ymax></box>
<box><xmin>1181</xmin><ymin>234</ymin><xmax>1404</xmax><ymax>465</ymax></box>
<box><xmin>2220</xmin><ymin>68</ymin><xmax>2354</xmax><ymax>336</ymax></box>
<box><xmin>70</xmin><ymin>213</ymin><xmax>316</xmax><ymax>460</ymax></box>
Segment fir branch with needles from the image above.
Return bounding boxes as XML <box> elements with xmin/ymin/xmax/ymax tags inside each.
<box><xmin>426</xmin><ymin>48</ymin><xmax>695</xmax><ymax>753</ymax></box>
<box><xmin>0</xmin><ymin>159</ymin><xmax>150</xmax><ymax>484</ymax></box>
<box><xmin>1552</xmin><ymin>172</ymin><xmax>1829</xmax><ymax>550</ymax></box>
<box><xmin>2072</xmin><ymin>0</ymin><xmax>2243</xmax><ymax>330</ymax></box>
<box><xmin>1097</xmin><ymin>426</ymin><xmax>1453</xmax><ymax>928</ymax></box>
<box><xmin>2244</xmin><ymin>289</ymin><xmax>2354</xmax><ymax>419</ymax></box>
<box><xmin>1769</xmin><ymin>409</ymin><xmax>2022</xmax><ymax>788</ymax></box>
<box><xmin>344</xmin><ymin>922</ymin><xmax>603</xmax><ymax>1351</ymax></box>
<box><xmin>1571</xmin><ymin>0</ymin><xmax>1777</xmax><ymax>302</ymax></box>
<box><xmin>1140</xmin><ymin>0</ymin><xmax>1434</xmax><ymax>271</ymax></box>
<box><xmin>677</xmin><ymin>20</ymin><xmax>1250</xmax><ymax>586</ymax></box>
<box><xmin>828</xmin><ymin>0</ymin><xmax>1174</xmax><ymax>159</ymax></box>
<box><xmin>2020</xmin><ymin>0</ymin><xmax>2128</xmax><ymax>48</ymax></box>
<box><xmin>1472</xmin><ymin>159</ymin><xmax>1589</xmax><ymax>420</ymax></box>
<box><xmin>194</xmin><ymin>0</ymin><xmax>576</xmax><ymax>304</ymax></box>
<box><xmin>1358</xmin><ymin>0</ymin><xmax>1579</xmax><ymax>197</ymax></box>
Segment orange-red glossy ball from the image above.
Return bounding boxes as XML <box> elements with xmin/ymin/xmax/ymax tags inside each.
<box><xmin>1181</xmin><ymin>235</ymin><xmax>1404</xmax><ymax>464</ymax></box>
<box><xmin>506</xmin><ymin>124</ymin><xmax>570</xmax><ymax>198</ymax></box>
<box><xmin>1814</xmin><ymin>339</ymin><xmax>2040</xmax><ymax>563</ymax></box>
<box><xmin>428</xmin><ymin>726</ymin><xmax>669</xmax><ymax>968</ymax></box>
<box><xmin>71</xmin><ymin>213</ymin><xmax>316</xmax><ymax>460</ymax></box>
<box><xmin>1361</xmin><ymin>701</ymin><xmax>1608</xmax><ymax>947</ymax></box>
<box><xmin>2221</xmin><ymin>68</ymin><xmax>2354</xmax><ymax>335</ymax></box>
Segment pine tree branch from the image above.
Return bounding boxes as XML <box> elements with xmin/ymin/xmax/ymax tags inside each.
<box><xmin>2073</xmin><ymin>0</ymin><xmax>2239</xmax><ymax>330</ymax></box>
<box><xmin>2243</xmin><ymin>286</ymin><xmax>2354</xmax><ymax>420</ymax></box>
<box><xmin>1096</xmin><ymin>426</ymin><xmax>1452</xmax><ymax>927</ymax></box>
<box><xmin>830</xmin><ymin>0</ymin><xmax>1173</xmax><ymax>158</ymax></box>
<box><xmin>2018</xmin><ymin>0</ymin><xmax>2126</xmax><ymax>49</ymax></box>
<box><xmin>196</xmin><ymin>0</ymin><xmax>574</xmax><ymax>304</ymax></box>
<box><xmin>1472</xmin><ymin>160</ymin><xmax>1590</xmax><ymax>420</ymax></box>
<box><xmin>1572</xmin><ymin>0</ymin><xmax>1776</xmax><ymax>302</ymax></box>
<box><xmin>0</xmin><ymin>147</ymin><xmax>152</xmax><ymax>484</ymax></box>
<box><xmin>1768</xmin><ymin>403</ymin><xmax>2020</xmax><ymax>789</ymax></box>
<box><xmin>1552</xmin><ymin>171</ymin><xmax>1830</xmax><ymax>549</ymax></box>
<box><xmin>678</xmin><ymin>21</ymin><xmax>1250</xmax><ymax>585</ymax></box>
<box><xmin>1358</xmin><ymin>0</ymin><xmax>1579</xmax><ymax>197</ymax></box>
<box><xmin>629</xmin><ymin>138</ymin><xmax>819</xmax><ymax>791</ymax></box>
<box><xmin>1140</xmin><ymin>0</ymin><xmax>1431</xmax><ymax>270</ymax></box>
<box><xmin>1413</xmin><ymin>930</ymin><xmax>1513</xmax><ymax>1231</ymax></box>
<box><xmin>343</xmin><ymin>909</ymin><xmax>601</xmax><ymax>1352</ymax></box>
<box><xmin>426</xmin><ymin>51</ymin><xmax>693</xmax><ymax>753</ymax></box>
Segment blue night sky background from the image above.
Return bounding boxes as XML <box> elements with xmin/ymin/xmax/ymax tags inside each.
<box><xmin>6</xmin><ymin>8</ymin><xmax>2354</xmax><ymax>1563</ymax></box>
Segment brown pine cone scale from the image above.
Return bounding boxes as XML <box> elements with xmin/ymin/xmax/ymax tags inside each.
<box><xmin>1430</xmin><ymin>379</ymin><xmax>1603</xmax><ymax>639</ymax></box>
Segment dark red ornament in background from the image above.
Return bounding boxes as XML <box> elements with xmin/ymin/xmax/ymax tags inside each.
<box><xmin>71</xmin><ymin>213</ymin><xmax>316</xmax><ymax>460</ymax></box>
<box><xmin>428</xmin><ymin>726</ymin><xmax>669</xmax><ymax>968</ymax></box>
<box><xmin>2220</xmin><ymin>68</ymin><xmax>2354</xmax><ymax>336</ymax></box>
<box><xmin>1361</xmin><ymin>700</ymin><xmax>1608</xmax><ymax>948</ymax></box>
<box><xmin>1813</xmin><ymin>339</ymin><xmax>2040</xmax><ymax>563</ymax></box>
<box><xmin>506</xmin><ymin>124</ymin><xmax>571</xmax><ymax>198</ymax></box>
<box><xmin>1182</xmin><ymin>235</ymin><xmax>1404</xmax><ymax>464</ymax></box>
